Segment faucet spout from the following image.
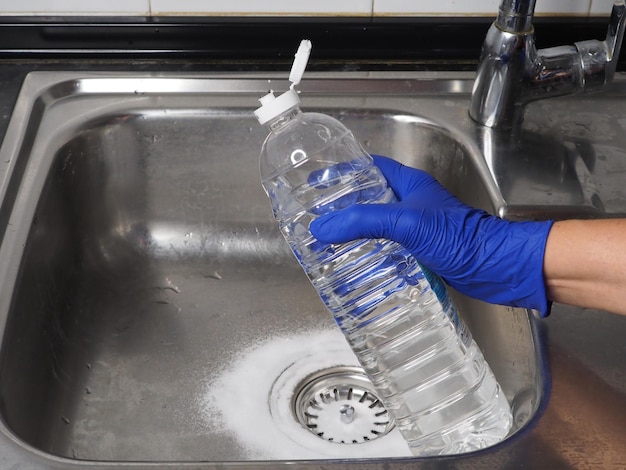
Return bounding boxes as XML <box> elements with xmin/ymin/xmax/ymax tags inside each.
<box><xmin>470</xmin><ymin>0</ymin><xmax>626</xmax><ymax>130</ymax></box>
<box><xmin>496</xmin><ymin>0</ymin><xmax>536</xmax><ymax>33</ymax></box>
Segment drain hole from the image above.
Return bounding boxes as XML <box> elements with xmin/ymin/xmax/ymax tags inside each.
<box><xmin>292</xmin><ymin>366</ymin><xmax>394</xmax><ymax>444</ymax></box>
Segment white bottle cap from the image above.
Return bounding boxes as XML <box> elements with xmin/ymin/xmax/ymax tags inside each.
<box><xmin>254</xmin><ymin>40</ymin><xmax>312</xmax><ymax>125</ymax></box>
<box><xmin>254</xmin><ymin>88</ymin><xmax>300</xmax><ymax>125</ymax></box>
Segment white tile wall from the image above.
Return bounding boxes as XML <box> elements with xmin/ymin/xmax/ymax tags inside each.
<box><xmin>373</xmin><ymin>0</ymin><xmax>499</xmax><ymax>17</ymax></box>
<box><xmin>590</xmin><ymin>0</ymin><xmax>620</xmax><ymax>15</ymax></box>
<box><xmin>534</xmin><ymin>0</ymin><xmax>590</xmax><ymax>15</ymax></box>
<box><xmin>0</xmin><ymin>0</ymin><xmax>620</xmax><ymax>17</ymax></box>
<box><xmin>150</xmin><ymin>0</ymin><xmax>372</xmax><ymax>16</ymax></box>
<box><xmin>1</xmin><ymin>0</ymin><xmax>149</xmax><ymax>15</ymax></box>
<box><xmin>374</xmin><ymin>0</ymin><xmax>593</xmax><ymax>17</ymax></box>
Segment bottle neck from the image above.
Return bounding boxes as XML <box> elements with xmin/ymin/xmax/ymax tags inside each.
<box><xmin>267</xmin><ymin>106</ymin><xmax>302</xmax><ymax>131</ymax></box>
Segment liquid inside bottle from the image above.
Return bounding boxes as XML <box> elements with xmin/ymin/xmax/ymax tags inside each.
<box><xmin>259</xmin><ymin>107</ymin><xmax>512</xmax><ymax>456</ymax></box>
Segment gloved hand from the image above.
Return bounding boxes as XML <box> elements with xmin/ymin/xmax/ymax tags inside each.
<box><xmin>309</xmin><ymin>155</ymin><xmax>554</xmax><ymax>316</ymax></box>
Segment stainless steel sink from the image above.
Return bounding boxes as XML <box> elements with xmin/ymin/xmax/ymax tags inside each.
<box><xmin>4</xmin><ymin>70</ymin><xmax>624</xmax><ymax>468</ymax></box>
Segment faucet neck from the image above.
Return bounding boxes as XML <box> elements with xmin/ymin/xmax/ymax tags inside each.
<box><xmin>496</xmin><ymin>0</ymin><xmax>536</xmax><ymax>33</ymax></box>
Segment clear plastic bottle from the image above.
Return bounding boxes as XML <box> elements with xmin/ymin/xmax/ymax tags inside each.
<box><xmin>255</xmin><ymin>41</ymin><xmax>512</xmax><ymax>456</ymax></box>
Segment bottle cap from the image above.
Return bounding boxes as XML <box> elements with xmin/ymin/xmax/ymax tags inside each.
<box><xmin>254</xmin><ymin>40</ymin><xmax>312</xmax><ymax>125</ymax></box>
<box><xmin>254</xmin><ymin>88</ymin><xmax>300</xmax><ymax>125</ymax></box>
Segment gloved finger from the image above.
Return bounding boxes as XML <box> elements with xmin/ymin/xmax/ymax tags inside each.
<box><xmin>306</xmin><ymin>158</ymin><xmax>386</xmax><ymax>215</ymax></box>
<box><xmin>310</xmin><ymin>203</ymin><xmax>413</xmax><ymax>245</ymax></box>
<box><xmin>370</xmin><ymin>155</ymin><xmax>407</xmax><ymax>197</ymax></box>
<box><xmin>371</xmin><ymin>155</ymin><xmax>443</xmax><ymax>201</ymax></box>
<box><xmin>307</xmin><ymin>160</ymin><xmax>366</xmax><ymax>188</ymax></box>
<box><xmin>309</xmin><ymin>190</ymin><xmax>362</xmax><ymax>215</ymax></box>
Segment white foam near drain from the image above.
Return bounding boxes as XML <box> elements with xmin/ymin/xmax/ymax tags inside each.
<box><xmin>199</xmin><ymin>328</ymin><xmax>412</xmax><ymax>460</ymax></box>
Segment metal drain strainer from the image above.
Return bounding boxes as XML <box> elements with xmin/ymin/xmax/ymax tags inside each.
<box><xmin>292</xmin><ymin>366</ymin><xmax>394</xmax><ymax>444</ymax></box>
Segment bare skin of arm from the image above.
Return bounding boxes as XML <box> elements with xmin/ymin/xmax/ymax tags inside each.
<box><xmin>544</xmin><ymin>219</ymin><xmax>626</xmax><ymax>316</ymax></box>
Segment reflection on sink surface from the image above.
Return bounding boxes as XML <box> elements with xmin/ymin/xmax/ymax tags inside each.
<box><xmin>0</xmin><ymin>73</ymin><xmax>546</xmax><ymax>465</ymax></box>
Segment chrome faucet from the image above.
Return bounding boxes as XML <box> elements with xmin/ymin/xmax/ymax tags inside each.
<box><xmin>470</xmin><ymin>0</ymin><xmax>626</xmax><ymax>130</ymax></box>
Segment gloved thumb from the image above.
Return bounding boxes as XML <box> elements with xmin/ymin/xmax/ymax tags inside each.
<box><xmin>310</xmin><ymin>203</ymin><xmax>406</xmax><ymax>245</ymax></box>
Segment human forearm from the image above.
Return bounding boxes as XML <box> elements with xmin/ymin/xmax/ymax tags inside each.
<box><xmin>544</xmin><ymin>219</ymin><xmax>626</xmax><ymax>316</ymax></box>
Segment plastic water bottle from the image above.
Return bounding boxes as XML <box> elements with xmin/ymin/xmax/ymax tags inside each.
<box><xmin>254</xmin><ymin>40</ymin><xmax>512</xmax><ymax>456</ymax></box>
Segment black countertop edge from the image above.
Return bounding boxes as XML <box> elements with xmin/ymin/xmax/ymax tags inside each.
<box><xmin>0</xmin><ymin>16</ymin><xmax>623</xmax><ymax>70</ymax></box>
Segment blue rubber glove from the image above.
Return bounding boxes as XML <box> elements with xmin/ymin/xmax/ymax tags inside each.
<box><xmin>309</xmin><ymin>155</ymin><xmax>554</xmax><ymax>316</ymax></box>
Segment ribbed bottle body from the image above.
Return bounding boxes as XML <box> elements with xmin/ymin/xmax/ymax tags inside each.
<box><xmin>260</xmin><ymin>111</ymin><xmax>512</xmax><ymax>455</ymax></box>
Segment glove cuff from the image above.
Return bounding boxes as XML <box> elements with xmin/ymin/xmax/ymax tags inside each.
<box><xmin>507</xmin><ymin>219</ymin><xmax>555</xmax><ymax>317</ymax></box>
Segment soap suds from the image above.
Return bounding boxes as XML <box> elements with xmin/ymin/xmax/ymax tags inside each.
<box><xmin>197</xmin><ymin>328</ymin><xmax>412</xmax><ymax>460</ymax></box>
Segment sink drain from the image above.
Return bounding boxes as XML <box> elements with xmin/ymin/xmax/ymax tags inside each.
<box><xmin>292</xmin><ymin>367</ymin><xmax>394</xmax><ymax>444</ymax></box>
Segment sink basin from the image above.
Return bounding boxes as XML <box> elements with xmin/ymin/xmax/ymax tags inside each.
<box><xmin>0</xmin><ymin>73</ymin><xmax>547</xmax><ymax>466</ymax></box>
